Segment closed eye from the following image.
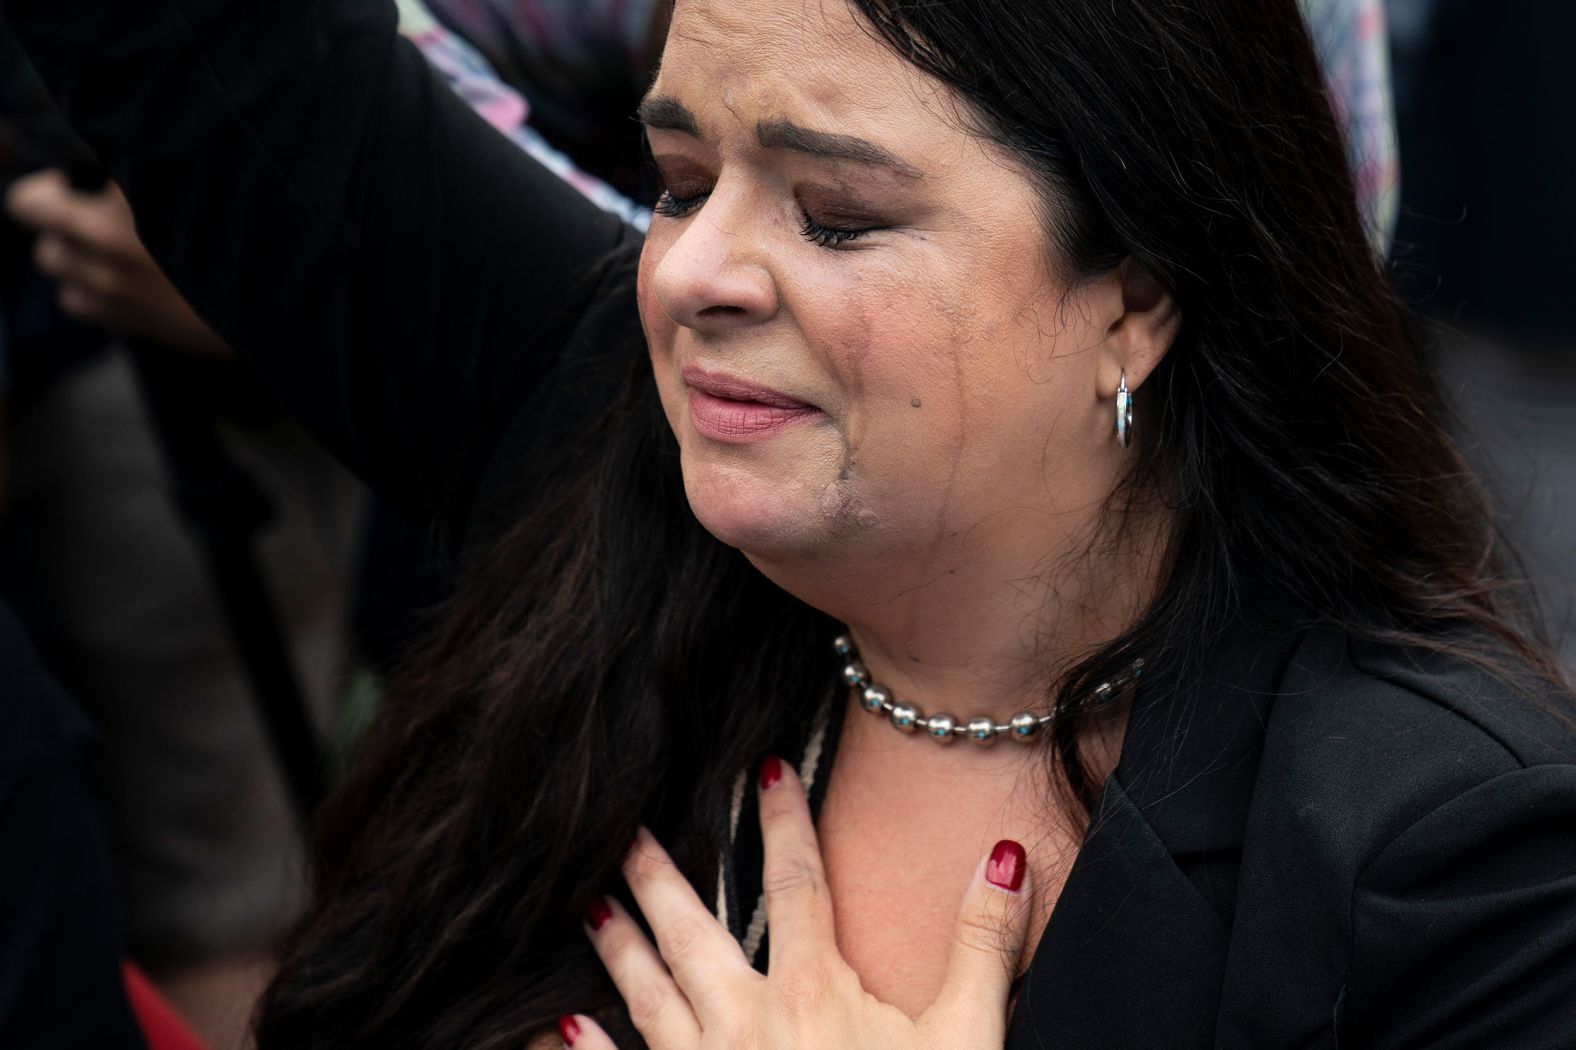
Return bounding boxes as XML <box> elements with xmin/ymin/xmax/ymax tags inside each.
<box><xmin>654</xmin><ymin>189</ymin><xmax>708</xmax><ymax>218</ymax></box>
<box><xmin>654</xmin><ymin>190</ymin><xmax>881</xmax><ymax>251</ymax></box>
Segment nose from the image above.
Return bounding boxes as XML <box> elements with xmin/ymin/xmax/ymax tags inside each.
<box><xmin>648</xmin><ymin>185</ymin><xmax>779</xmax><ymax>334</ymax></box>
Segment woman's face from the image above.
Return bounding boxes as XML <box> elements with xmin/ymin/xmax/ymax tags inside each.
<box><xmin>638</xmin><ymin>0</ymin><xmax>1126</xmax><ymax>585</ymax></box>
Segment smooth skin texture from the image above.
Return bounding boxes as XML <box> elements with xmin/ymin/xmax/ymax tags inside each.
<box><xmin>625</xmin><ymin>0</ymin><xmax>1181</xmax><ymax>1028</ymax></box>
<box><xmin>572</xmin><ymin>764</ymin><xmax>1034</xmax><ymax>1049</ymax></box>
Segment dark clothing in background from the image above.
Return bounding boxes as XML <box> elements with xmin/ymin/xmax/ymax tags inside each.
<box><xmin>8</xmin><ymin>0</ymin><xmax>640</xmax><ymax>558</ymax></box>
<box><xmin>0</xmin><ymin>17</ymin><xmax>361</xmax><ymax>968</ymax></box>
<box><xmin>8</xmin><ymin>0</ymin><xmax>1576</xmax><ymax>1046</ymax></box>
<box><xmin>0</xmin><ymin>600</ymin><xmax>144</xmax><ymax>1049</ymax></box>
<box><xmin>0</xmin><ymin>18</ymin><xmax>107</xmax><ymax>393</ymax></box>
<box><xmin>347</xmin><ymin>495</ymin><xmax>454</xmax><ymax>678</ymax></box>
<box><xmin>0</xmin><ymin>352</ymin><xmax>359</xmax><ymax>964</ymax></box>
<box><xmin>1391</xmin><ymin>0</ymin><xmax>1576</xmax><ymax>339</ymax></box>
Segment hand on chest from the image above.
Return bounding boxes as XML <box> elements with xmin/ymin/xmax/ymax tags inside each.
<box><xmin>815</xmin><ymin>734</ymin><xmax>1083</xmax><ymax>1019</ymax></box>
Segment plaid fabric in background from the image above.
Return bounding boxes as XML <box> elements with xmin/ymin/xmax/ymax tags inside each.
<box><xmin>395</xmin><ymin>0</ymin><xmax>651</xmax><ymax>230</ymax></box>
<box><xmin>1300</xmin><ymin>0</ymin><xmax>1401</xmax><ymax>255</ymax></box>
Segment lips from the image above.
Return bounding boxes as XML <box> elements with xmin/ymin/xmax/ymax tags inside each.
<box><xmin>682</xmin><ymin>365</ymin><xmax>821</xmax><ymax>444</ymax></box>
<box><xmin>681</xmin><ymin>366</ymin><xmax>813</xmax><ymax>409</ymax></box>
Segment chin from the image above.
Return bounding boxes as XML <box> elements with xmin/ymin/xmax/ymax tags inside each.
<box><xmin>680</xmin><ymin>455</ymin><xmax>829</xmax><ymax>559</ymax></box>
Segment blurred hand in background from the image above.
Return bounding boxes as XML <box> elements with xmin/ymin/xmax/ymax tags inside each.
<box><xmin>6</xmin><ymin>168</ymin><xmax>228</xmax><ymax>355</ymax></box>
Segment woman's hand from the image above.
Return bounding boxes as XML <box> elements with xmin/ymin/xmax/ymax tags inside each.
<box><xmin>566</xmin><ymin>756</ymin><xmax>1031</xmax><ymax>1049</ymax></box>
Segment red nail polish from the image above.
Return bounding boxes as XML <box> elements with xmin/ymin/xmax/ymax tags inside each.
<box><xmin>985</xmin><ymin>839</ymin><xmax>1026</xmax><ymax>892</ymax></box>
<box><xmin>759</xmin><ymin>755</ymin><xmax>783</xmax><ymax>791</ymax></box>
<box><xmin>583</xmin><ymin>896</ymin><xmax>612</xmax><ymax>931</ymax></box>
<box><xmin>558</xmin><ymin>1014</ymin><xmax>581</xmax><ymax>1045</ymax></box>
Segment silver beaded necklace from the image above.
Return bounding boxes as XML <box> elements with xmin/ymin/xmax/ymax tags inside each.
<box><xmin>833</xmin><ymin>633</ymin><xmax>1144</xmax><ymax>746</ymax></box>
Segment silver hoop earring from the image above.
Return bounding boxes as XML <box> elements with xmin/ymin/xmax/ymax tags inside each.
<box><xmin>1116</xmin><ymin>371</ymin><xmax>1133</xmax><ymax>449</ymax></box>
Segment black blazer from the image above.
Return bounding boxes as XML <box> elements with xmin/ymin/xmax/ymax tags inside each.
<box><xmin>1001</xmin><ymin>620</ymin><xmax>1576</xmax><ymax>1048</ymax></box>
<box><xmin>13</xmin><ymin>1</ymin><xmax>1576</xmax><ymax>1045</ymax></box>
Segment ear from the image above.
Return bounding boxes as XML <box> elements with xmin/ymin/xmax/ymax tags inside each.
<box><xmin>1094</xmin><ymin>257</ymin><xmax>1181</xmax><ymax>398</ymax></box>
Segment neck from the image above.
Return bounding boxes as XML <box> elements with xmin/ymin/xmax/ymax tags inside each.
<box><xmin>756</xmin><ymin>500</ymin><xmax>1172</xmax><ymax>728</ymax></box>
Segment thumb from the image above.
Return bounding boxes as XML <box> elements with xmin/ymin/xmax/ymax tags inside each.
<box><xmin>921</xmin><ymin>839</ymin><xmax>1031</xmax><ymax>1043</ymax></box>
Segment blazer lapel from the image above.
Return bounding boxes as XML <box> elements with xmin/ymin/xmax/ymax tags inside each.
<box><xmin>1007</xmin><ymin>775</ymin><xmax>1232</xmax><ymax>1049</ymax></box>
<box><xmin>1008</xmin><ymin>616</ymin><xmax>1302</xmax><ymax>1048</ymax></box>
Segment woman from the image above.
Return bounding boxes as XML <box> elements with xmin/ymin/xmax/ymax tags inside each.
<box><xmin>9</xmin><ymin>0</ymin><xmax>1576</xmax><ymax>1047</ymax></box>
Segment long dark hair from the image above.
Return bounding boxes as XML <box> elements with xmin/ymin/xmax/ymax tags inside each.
<box><xmin>257</xmin><ymin>1</ymin><xmax>1564</xmax><ymax>1045</ymax></box>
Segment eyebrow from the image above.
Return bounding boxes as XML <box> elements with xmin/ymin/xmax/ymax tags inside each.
<box><xmin>636</xmin><ymin>94</ymin><xmax>699</xmax><ymax>136</ymax></box>
<box><xmin>637</xmin><ymin>94</ymin><xmax>925</xmax><ymax>179</ymax></box>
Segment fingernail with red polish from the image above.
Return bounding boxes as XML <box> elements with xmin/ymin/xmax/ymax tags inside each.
<box><xmin>985</xmin><ymin>839</ymin><xmax>1027</xmax><ymax>892</ymax></box>
<box><xmin>759</xmin><ymin>755</ymin><xmax>783</xmax><ymax>791</ymax></box>
<box><xmin>558</xmin><ymin>1014</ymin><xmax>581</xmax><ymax>1046</ymax></box>
<box><xmin>583</xmin><ymin>896</ymin><xmax>612</xmax><ymax>931</ymax></box>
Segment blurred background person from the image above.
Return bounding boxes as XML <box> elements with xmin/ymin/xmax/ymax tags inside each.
<box><xmin>0</xmin><ymin>4</ymin><xmax>653</xmax><ymax>1045</ymax></box>
<box><xmin>0</xmin><ymin>27</ymin><xmax>362</xmax><ymax>1043</ymax></box>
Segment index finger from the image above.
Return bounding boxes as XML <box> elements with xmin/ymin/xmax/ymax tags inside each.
<box><xmin>757</xmin><ymin>755</ymin><xmax>838</xmax><ymax>971</ymax></box>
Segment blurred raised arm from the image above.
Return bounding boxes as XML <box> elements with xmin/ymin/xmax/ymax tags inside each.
<box><xmin>5</xmin><ymin>0</ymin><xmax>644</xmax><ymax>546</ymax></box>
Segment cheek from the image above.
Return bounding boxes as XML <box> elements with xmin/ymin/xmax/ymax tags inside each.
<box><xmin>806</xmin><ymin>262</ymin><xmax>996</xmax><ymax>452</ymax></box>
<box><xmin>801</xmin><ymin>249</ymin><xmax>1088</xmax><ymax>522</ymax></box>
<box><xmin>800</xmin><ymin>264</ymin><xmax>955</xmax><ymax>426</ymax></box>
<box><xmin>784</xmin><ymin>267</ymin><xmax>981</xmax><ymax>532</ymax></box>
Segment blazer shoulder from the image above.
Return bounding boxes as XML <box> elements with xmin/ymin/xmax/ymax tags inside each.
<box><xmin>1282</xmin><ymin>628</ymin><xmax>1576</xmax><ymax>765</ymax></box>
<box><xmin>1343</xmin><ymin>631</ymin><xmax>1576</xmax><ymax>767</ymax></box>
<box><xmin>1247</xmin><ymin>628</ymin><xmax>1576</xmax><ymax>862</ymax></box>
<box><xmin>1221</xmin><ymin>628</ymin><xmax>1576</xmax><ymax>1047</ymax></box>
